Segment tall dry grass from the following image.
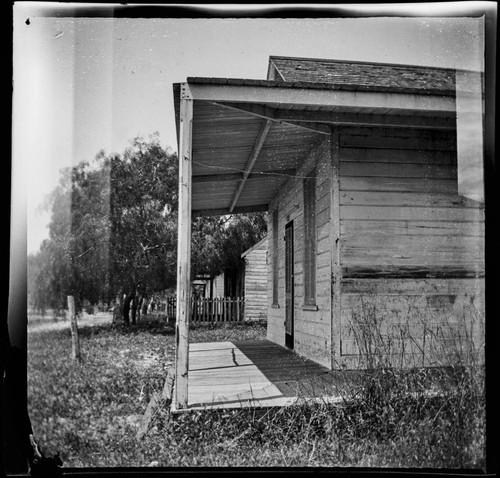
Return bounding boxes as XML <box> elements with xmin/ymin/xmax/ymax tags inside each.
<box><xmin>340</xmin><ymin>295</ymin><xmax>486</xmax><ymax>468</ymax></box>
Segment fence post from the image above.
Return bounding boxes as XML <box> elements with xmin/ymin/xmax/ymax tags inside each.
<box><xmin>212</xmin><ymin>298</ymin><xmax>217</xmax><ymax>324</ymax></box>
<box><xmin>67</xmin><ymin>295</ymin><xmax>81</xmax><ymax>362</ymax></box>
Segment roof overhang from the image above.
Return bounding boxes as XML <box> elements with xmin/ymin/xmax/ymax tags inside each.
<box><xmin>173</xmin><ymin>78</ymin><xmax>458</xmax><ymax>217</ymax></box>
<box><xmin>185</xmin><ymin>78</ymin><xmax>456</xmax><ymax>110</ymax></box>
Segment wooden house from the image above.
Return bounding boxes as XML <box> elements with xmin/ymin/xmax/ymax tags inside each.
<box><xmin>241</xmin><ymin>236</ymin><xmax>268</xmax><ymax>321</ymax></box>
<box><xmin>172</xmin><ymin>56</ymin><xmax>485</xmax><ymax>409</ymax></box>
<box><xmin>192</xmin><ymin>271</ymin><xmax>238</xmax><ymax>299</ymax></box>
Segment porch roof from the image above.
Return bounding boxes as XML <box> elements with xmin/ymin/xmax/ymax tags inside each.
<box><xmin>173</xmin><ymin>71</ymin><xmax>458</xmax><ymax>217</ymax></box>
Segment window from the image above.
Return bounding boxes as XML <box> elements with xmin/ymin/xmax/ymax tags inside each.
<box><xmin>271</xmin><ymin>208</ymin><xmax>279</xmax><ymax>307</ymax></box>
<box><xmin>303</xmin><ymin>172</ymin><xmax>317</xmax><ymax>307</ymax></box>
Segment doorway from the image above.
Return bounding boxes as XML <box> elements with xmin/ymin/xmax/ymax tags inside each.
<box><xmin>285</xmin><ymin>220</ymin><xmax>294</xmax><ymax>349</ymax></box>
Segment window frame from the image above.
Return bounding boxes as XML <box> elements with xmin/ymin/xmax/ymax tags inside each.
<box><xmin>271</xmin><ymin>208</ymin><xmax>279</xmax><ymax>308</ymax></box>
<box><xmin>303</xmin><ymin>171</ymin><xmax>317</xmax><ymax>309</ymax></box>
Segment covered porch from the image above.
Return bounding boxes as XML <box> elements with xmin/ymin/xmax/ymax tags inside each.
<box><xmin>187</xmin><ymin>339</ymin><xmax>345</xmax><ymax>410</ymax></box>
<box><xmin>171</xmin><ymin>69</ymin><xmax>467</xmax><ymax>411</ymax></box>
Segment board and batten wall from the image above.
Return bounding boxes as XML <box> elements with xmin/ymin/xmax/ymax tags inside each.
<box><xmin>242</xmin><ymin>237</ymin><xmax>268</xmax><ymax>321</ymax></box>
<box><xmin>212</xmin><ymin>274</ymin><xmax>225</xmax><ymax>298</ymax></box>
<box><xmin>267</xmin><ymin>137</ymin><xmax>333</xmax><ymax>368</ymax></box>
<box><xmin>337</xmin><ymin>126</ymin><xmax>485</xmax><ymax>368</ymax></box>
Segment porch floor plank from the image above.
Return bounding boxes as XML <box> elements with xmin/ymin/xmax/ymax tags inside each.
<box><xmin>185</xmin><ymin>339</ymin><xmax>341</xmax><ymax>410</ymax></box>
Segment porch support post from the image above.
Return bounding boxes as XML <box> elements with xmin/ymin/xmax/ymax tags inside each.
<box><xmin>174</xmin><ymin>85</ymin><xmax>193</xmax><ymax>409</ymax></box>
<box><xmin>330</xmin><ymin>130</ymin><xmax>342</xmax><ymax>369</ymax></box>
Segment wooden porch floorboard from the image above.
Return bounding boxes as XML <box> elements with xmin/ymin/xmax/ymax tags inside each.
<box><xmin>185</xmin><ymin>339</ymin><xmax>344</xmax><ymax>410</ymax></box>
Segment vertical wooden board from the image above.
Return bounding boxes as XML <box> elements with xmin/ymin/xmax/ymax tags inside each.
<box><xmin>244</xmin><ymin>244</ymin><xmax>268</xmax><ymax>321</ymax></box>
<box><xmin>330</xmin><ymin>133</ymin><xmax>341</xmax><ymax>368</ymax></box>
<box><xmin>174</xmin><ymin>93</ymin><xmax>193</xmax><ymax>410</ymax></box>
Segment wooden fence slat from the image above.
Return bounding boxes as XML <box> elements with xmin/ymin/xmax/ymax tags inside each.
<box><xmin>162</xmin><ymin>297</ymin><xmax>245</xmax><ymax>323</ymax></box>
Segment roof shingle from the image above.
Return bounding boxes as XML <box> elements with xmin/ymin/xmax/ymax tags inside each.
<box><xmin>268</xmin><ymin>56</ymin><xmax>458</xmax><ymax>95</ymax></box>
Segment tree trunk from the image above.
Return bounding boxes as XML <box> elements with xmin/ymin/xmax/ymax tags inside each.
<box><xmin>123</xmin><ymin>291</ymin><xmax>135</xmax><ymax>325</ymax></box>
<box><xmin>131</xmin><ymin>294</ymin><xmax>137</xmax><ymax>325</ymax></box>
<box><xmin>141</xmin><ymin>294</ymin><xmax>148</xmax><ymax>315</ymax></box>
<box><xmin>113</xmin><ymin>290</ymin><xmax>124</xmax><ymax>324</ymax></box>
<box><xmin>147</xmin><ymin>297</ymin><xmax>154</xmax><ymax>314</ymax></box>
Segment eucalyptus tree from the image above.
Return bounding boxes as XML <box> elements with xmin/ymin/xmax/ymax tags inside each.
<box><xmin>28</xmin><ymin>133</ymin><xmax>266</xmax><ymax>323</ymax></box>
<box><xmin>28</xmin><ymin>134</ymin><xmax>179</xmax><ymax>322</ymax></box>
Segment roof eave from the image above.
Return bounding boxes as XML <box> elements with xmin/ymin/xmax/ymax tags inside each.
<box><xmin>185</xmin><ymin>76</ymin><xmax>457</xmax><ymax>97</ymax></box>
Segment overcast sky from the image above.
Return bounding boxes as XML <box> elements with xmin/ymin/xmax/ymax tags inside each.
<box><xmin>13</xmin><ymin>4</ymin><xmax>485</xmax><ymax>253</ymax></box>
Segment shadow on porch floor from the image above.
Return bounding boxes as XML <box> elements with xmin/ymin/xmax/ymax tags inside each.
<box><xmin>185</xmin><ymin>339</ymin><xmax>352</xmax><ymax>410</ymax></box>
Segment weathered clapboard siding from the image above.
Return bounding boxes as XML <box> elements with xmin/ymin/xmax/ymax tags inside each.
<box><xmin>340</xmin><ymin>177</ymin><xmax>458</xmax><ymax>194</ymax></box>
<box><xmin>340</xmin><ymin>162</ymin><xmax>457</xmax><ymax>179</ymax></box>
<box><xmin>338</xmin><ymin>278</ymin><xmax>485</xmax><ymax>368</ymax></box>
<box><xmin>340</xmin><ymin>220</ymin><xmax>484</xmax><ymax>238</ymax></box>
<box><xmin>339</xmin><ymin>131</ymin><xmax>456</xmax><ymax>151</ymax></box>
<box><xmin>340</xmin><ymin>191</ymin><xmax>480</xmax><ymax>208</ymax></box>
<box><xmin>242</xmin><ymin>237</ymin><xmax>268</xmax><ymax>321</ymax></box>
<box><xmin>339</xmin><ymin>130</ymin><xmax>484</xmax><ymax>279</ymax></box>
<box><xmin>267</xmin><ymin>137</ymin><xmax>333</xmax><ymax>368</ymax></box>
<box><xmin>341</xmin><ymin>148</ymin><xmax>456</xmax><ymax>164</ymax></box>
<box><xmin>337</xmin><ymin>128</ymin><xmax>485</xmax><ymax>368</ymax></box>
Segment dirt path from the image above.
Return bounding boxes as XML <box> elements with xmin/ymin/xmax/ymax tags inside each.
<box><xmin>28</xmin><ymin>312</ymin><xmax>113</xmax><ymax>333</ymax></box>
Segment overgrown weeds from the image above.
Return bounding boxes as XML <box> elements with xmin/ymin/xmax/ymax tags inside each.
<box><xmin>343</xmin><ymin>295</ymin><xmax>485</xmax><ymax>469</ymax></box>
<box><xmin>27</xmin><ymin>310</ymin><xmax>485</xmax><ymax>468</ymax></box>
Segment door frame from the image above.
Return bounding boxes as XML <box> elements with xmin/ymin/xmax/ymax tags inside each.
<box><xmin>284</xmin><ymin>220</ymin><xmax>294</xmax><ymax>349</ymax></box>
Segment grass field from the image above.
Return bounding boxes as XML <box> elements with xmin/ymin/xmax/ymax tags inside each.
<box><xmin>27</xmin><ymin>314</ymin><xmax>485</xmax><ymax>468</ymax></box>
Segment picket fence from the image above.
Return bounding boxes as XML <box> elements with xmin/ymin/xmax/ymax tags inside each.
<box><xmin>160</xmin><ymin>297</ymin><xmax>245</xmax><ymax>323</ymax></box>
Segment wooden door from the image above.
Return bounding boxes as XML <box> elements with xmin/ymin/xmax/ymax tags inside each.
<box><xmin>285</xmin><ymin>221</ymin><xmax>294</xmax><ymax>349</ymax></box>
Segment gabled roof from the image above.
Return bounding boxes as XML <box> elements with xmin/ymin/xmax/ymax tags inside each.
<box><xmin>173</xmin><ymin>55</ymin><xmax>463</xmax><ymax>217</ymax></box>
<box><xmin>268</xmin><ymin>56</ymin><xmax>462</xmax><ymax>96</ymax></box>
<box><xmin>241</xmin><ymin>235</ymin><xmax>268</xmax><ymax>258</ymax></box>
